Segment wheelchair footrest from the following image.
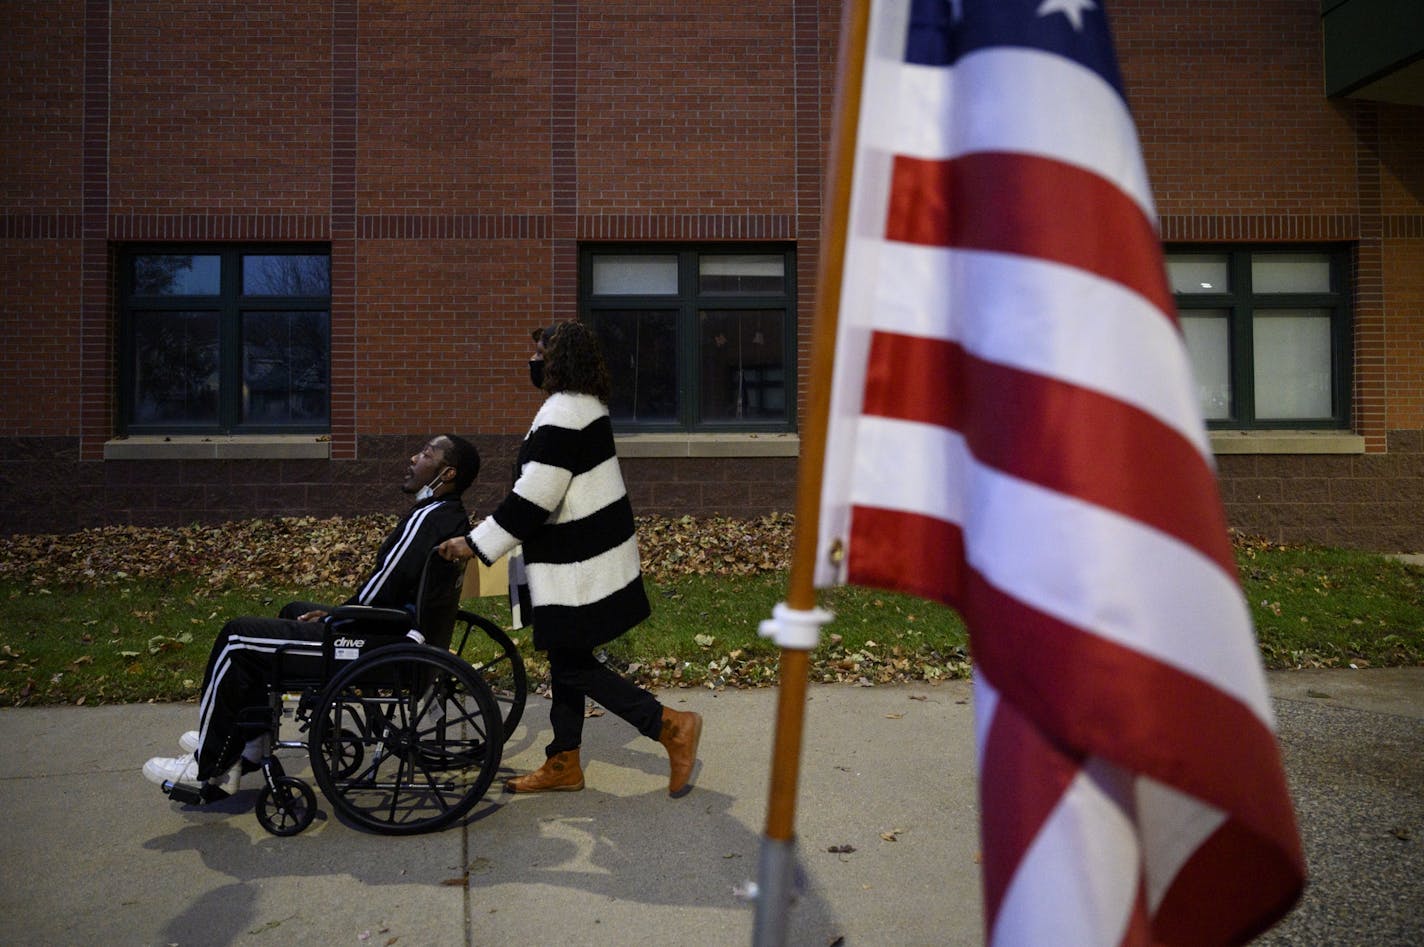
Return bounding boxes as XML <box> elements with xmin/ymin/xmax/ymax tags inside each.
<box><xmin>161</xmin><ymin>780</ymin><xmax>231</xmax><ymax>806</ymax></box>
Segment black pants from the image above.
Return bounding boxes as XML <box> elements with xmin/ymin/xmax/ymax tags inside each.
<box><xmin>545</xmin><ymin>646</ymin><xmax>663</xmax><ymax>757</ymax></box>
<box><xmin>193</xmin><ymin>601</ymin><xmax>327</xmax><ymax>780</ymax></box>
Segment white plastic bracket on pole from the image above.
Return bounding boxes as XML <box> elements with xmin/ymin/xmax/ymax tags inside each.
<box><xmin>758</xmin><ymin>601</ymin><xmax>834</xmax><ymax>651</ymax></box>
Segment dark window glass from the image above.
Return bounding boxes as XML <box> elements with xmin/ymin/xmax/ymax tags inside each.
<box><xmin>699</xmin><ymin>309</ymin><xmax>786</xmax><ymax>421</ymax></box>
<box><xmin>582</xmin><ymin>245</ymin><xmax>796</xmax><ymax>432</ymax></box>
<box><xmin>133</xmin><ymin>255</ymin><xmax>221</xmax><ymax>296</ymax></box>
<box><xmin>242</xmin><ymin>254</ymin><xmax>331</xmax><ymax>296</ymax></box>
<box><xmin>590</xmin><ymin>310</ymin><xmax>679</xmax><ymax>423</ymax></box>
<box><xmin>119</xmin><ymin>245</ymin><xmax>331</xmax><ymax>434</ymax></box>
<box><xmin>242</xmin><ymin>310</ymin><xmax>331</xmax><ymax>424</ymax></box>
<box><xmin>131</xmin><ymin>310</ymin><xmax>220</xmax><ymax>424</ymax></box>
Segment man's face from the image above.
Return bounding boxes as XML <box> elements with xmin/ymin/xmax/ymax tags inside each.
<box><xmin>404</xmin><ymin>436</ymin><xmax>453</xmax><ymax>494</ymax></box>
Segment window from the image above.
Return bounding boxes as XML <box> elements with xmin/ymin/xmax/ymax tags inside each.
<box><xmin>118</xmin><ymin>246</ymin><xmax>332</xmax><ymax>434</ymax></box>
<box><xmin>579</xmin><ymin>245</ymin><xmax>796</xmax><ymax>431</ymax></box>
<box><xmin>1166</xmin><ymin>246</ymin><xmax>1350</xmax><ymax>429</ymax></box>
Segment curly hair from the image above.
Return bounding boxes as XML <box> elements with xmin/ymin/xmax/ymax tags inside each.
<box><xmin>540</xmin><ymin>320</ymin><xmax>611</xmax><ymax>404</ymax></box>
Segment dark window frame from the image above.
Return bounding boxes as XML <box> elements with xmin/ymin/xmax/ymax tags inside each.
<box><xmin>578</xmin><ymin>243</ymin><xmax>798</xmax><ymax>433</ymax></box>
<box><xmin>116</xmin><ymin>243</ymin><xmax>332</xmax><ymax>435</ymax></box>
<box><xmin>1167</xmin><ymin>243</ymin><xmax>1352</xmax><ymax>430</ymax></box>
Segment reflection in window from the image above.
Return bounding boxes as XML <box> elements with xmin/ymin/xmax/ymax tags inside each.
<box><xmin>583</xmin><ymin>245</ymin><xmax>795</xmax><ymax>432</ymax></box>
<box><xmin>699</xmin><ymin>310</ymin><xmax>785</xmax><ymax>421</ymax></box>
<box><xmin>133</xmin><ymin>255</ymin><xmax>221</xmax><ymax>296</ymax></box>
<box><xmin>243</xmin><ymin>255</ymin><xmax>331</xmax><ymax>296</ymax></box>
<box><xmin>1166</xmin><ymin>254</ymin><xmax>1229</xmax><ymax>295</ymax></box>
<box><xmin>120</xmin><ymin>245</ymin><xmax>331</xmax><ymax>433</ymax></box>
<box><xmin>589</xmin><ymin>310</ymin><xmax>679</xmax><ymax>422</ymax></box>
<box><xmin>132</xmin><ymin>311</ymin><xmax>220</xmax><ymax>424</ymax></box>
<box><xmin>242</xmin><ymin>311</ymin><xmax>331</xmax><ymax>424</ymax></box>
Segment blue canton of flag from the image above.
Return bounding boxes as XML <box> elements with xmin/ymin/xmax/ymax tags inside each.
<box><xmin>908</xmin><ymin>0</ymin><xmax>1124</xmax><ymax>95</ymax></box>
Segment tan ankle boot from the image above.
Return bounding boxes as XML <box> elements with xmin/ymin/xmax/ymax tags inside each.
<box><xmin>505</xmin><ymin>750</ymin><xmax>584</xmax><ymax>793</ymax></box>
<box><xmin>658</xmin><ymin>707</ymin><xmax>703</xmax><ymax>796</ymax></box>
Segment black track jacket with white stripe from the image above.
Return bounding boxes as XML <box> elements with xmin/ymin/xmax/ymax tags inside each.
<box><xmin>467</xmin><ymin>392</ymin><xmax>651</xmax><ymax>651</ymax></box>
<box><xmin>347</xmin><ymin>494</ymin><xmax>471</xmax><ymax>618</ymax></box>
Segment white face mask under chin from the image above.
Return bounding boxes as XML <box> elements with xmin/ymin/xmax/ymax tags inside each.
<box><xmin>416</xmin><ymin>469</ymin><xmax>450</xmax><ymax>501</ymax></box>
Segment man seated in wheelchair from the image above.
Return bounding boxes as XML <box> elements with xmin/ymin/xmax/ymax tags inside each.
<box><xmin>142</xmin><ymin>434</ymin><xmax>481</xmax><ymax>797</ymax></box>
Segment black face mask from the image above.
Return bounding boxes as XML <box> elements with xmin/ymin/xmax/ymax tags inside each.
<box><xmin>528</xmin><ymin>359</ymin><xmax>545</xmax><ymax>390</ymax></box>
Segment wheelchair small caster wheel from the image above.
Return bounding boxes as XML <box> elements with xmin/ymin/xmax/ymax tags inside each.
<box><xmin>256</xmin><ymin>776</ymin><xmax>318</xmax><ymax>836</ymax></box>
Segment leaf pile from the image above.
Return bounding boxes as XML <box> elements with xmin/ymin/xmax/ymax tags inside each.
<box><xmin>0</xmin><ymin>513</ymin><xmax>797</xmax><ymax>591</ymax></box>
<box><xmin>0</xmin><ymin>516</ymin><xmax>396</xmax><ymax>591</ymax></box>
<box><xmin>636</xmin><ymin>513</ymin><xmax>794</xmax><ymax>579</ymax></box>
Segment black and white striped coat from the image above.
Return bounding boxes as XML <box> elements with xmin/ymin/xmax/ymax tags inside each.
<box><xmin>468</xmin><ymin>392</ymin><xmax>650</xmax><ymax>650</ymax></box>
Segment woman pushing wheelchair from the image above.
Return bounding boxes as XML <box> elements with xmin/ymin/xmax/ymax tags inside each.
<box><xmin>438</xmin><ymin>320</ymin><xmax>704</xmax><ymax>797</ymax></box>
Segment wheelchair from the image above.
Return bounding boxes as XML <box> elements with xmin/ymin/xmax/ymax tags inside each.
<box><xmin>162</xmin><ymin>553</ymin><xmax>527</xmax><ymax>837</ymax></box>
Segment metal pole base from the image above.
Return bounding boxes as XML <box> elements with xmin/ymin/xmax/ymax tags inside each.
<box><xmin>752</xmin><ymin>836</ymin><xmax>799</xmax><ymax>947</ymax></box>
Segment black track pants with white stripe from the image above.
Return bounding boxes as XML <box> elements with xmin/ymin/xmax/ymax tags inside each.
<box><xmin>193</xmin><ymin>603</ymin><xmax>327</xmax><ymax>780</ymax></box>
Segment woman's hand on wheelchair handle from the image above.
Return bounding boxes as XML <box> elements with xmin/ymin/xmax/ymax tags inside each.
<box><xmin>438</xmin><ymin>536</ymin><xmax>475</xmax><ymax>562</ymax></box>
<box><xmin>297</xmin><ymin>609</ymin><xmax>328</xmax><ymax>623</ymax></box>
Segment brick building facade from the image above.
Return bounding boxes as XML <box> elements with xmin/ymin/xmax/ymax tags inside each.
<box><xmin>1</xmin><ymin>0</ymin><xmax>1422</xmax><ymax>549</ymax></box>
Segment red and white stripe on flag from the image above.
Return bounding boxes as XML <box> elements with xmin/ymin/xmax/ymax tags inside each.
<box><xmin>814</xmin><ymin>1</ymin><xmax>1305</xmax><ymax>943</ymax></box>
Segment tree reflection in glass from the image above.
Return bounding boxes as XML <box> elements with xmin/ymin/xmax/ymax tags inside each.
<box><xmin>132</xmin><ymin>311</ymin><xmax>219</xmax><ymax>424</ymax></box>
<box><xmin>242</xmin><ymin>310</ymin><xmax>331</xmax><ymax>424</ymax></box>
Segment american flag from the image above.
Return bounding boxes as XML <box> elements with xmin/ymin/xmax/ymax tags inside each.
<box><xmin>814</xmin><ymin>1</ymin><xmax>1306</xmax><ymax>943</ymax></box>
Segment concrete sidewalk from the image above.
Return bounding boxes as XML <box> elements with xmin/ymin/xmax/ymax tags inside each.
<box><xmin>0</xmin><ymin>669</ymin><xmax>1420</xmax><ymax>946</ymax></box>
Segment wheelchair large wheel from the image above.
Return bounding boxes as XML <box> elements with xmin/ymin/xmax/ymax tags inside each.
<box><xmin>309</xmin><ymin>644</ymin><xmax>503</xmax><ymax>835</ymax></box>
<box><xmin>455</xmin><ymin>610</ymin><xmax>527</xmax><ymax>739</ymax></box>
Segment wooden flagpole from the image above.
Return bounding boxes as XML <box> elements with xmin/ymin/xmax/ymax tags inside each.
<box><xmin>753</xmin><ymin>1</ymin><xmax>872</xmax><ymax>943</ymax></box>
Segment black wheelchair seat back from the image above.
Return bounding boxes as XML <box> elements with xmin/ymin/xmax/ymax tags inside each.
<box><xmin>411</xmin><ymin>552</ymin><xmax>464</xmax><ymax>652</ymax></box>
<box><xmin>322</xmin><ymin>553</ymin><xmax>467</xmax><ymax>672</ymax></box>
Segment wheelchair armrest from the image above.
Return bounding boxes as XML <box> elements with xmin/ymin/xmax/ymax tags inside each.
<box><xmin>328</xmin><ymin>605</ymin><xmax>411</xmax><ymax>627</ymax></box>
<box><xmin>326</xmin><ymin>605</ymin><xmax>416</xmax><ymax>640</ymax></box>
<box><xmin>321</xmin><ymin>607</ymin><xmax>423</xmax><ymax>667</ymax></box>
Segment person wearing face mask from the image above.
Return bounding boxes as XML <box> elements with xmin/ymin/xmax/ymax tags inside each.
<box><xmin>439</xmin><ymin>322</ymin><xmax>704</xmax><ymax>797</ymax></box>
<box><xmin>142</xmin><ymin>434</ymin><xmax>481</xmax><ymax>795</ymax></box>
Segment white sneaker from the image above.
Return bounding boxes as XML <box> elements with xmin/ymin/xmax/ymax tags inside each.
<box><xmin>144</xmin><ymin>753</ymin><xmax>198</xmax><ymax>785</ymax></box>
<box><xmin>179</xmin><ymin>730</ymin><xmax>200</xmax><ymax>753</ymax></box>
<box><xmin>144</xmin><ymin>753</ymin><xmax>243</xmax><ymax>792</ymax></box>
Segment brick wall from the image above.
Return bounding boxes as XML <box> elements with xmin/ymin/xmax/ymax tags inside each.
<box><xmin>0</xmin><ymin>434</ymin><xmax>797</xmax><ymax>535</ymax></box>
<box><xmin>0</xmin><ymin>1</ymin><xmax>83</xmax><ymax>214</ymax></box>
<box><xmin>1219</xmin><ymin>432</ymin><xmax>1424</xmax><ymax>550</ymax></box>
<box><xmin>352</xmin><ymin>239</ymin><xmax>553</xmax><ymax>434</ymax></box>
<box><xmin>1116</xmin><ymin>0</ymin><xmax>1359</xmax><ymax>218</ymax></box>
<box><xmin>0</xmin><ymin>239</ymin><xmax>84</xmax><ymax>435</ymax></box>
<box><xmin>108</xmin><ymin>3</ymin><xmax>332</xmax><ymax>217</ymax></box>
<box><xmin>3</xmin><ymin>0</ymin><xmax>1424</xmax><ymax>552</ymax></box>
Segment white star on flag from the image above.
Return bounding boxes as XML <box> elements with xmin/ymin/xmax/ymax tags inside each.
<box><xmin>1037</xmin><ymin>0</ymin><xmax>1098</xmax><ymax>31</ymax></box>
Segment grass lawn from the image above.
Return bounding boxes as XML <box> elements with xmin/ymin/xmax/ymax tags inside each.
<box><xmin>3</xmin><ymin>533</ymin><xmax>1421</xmax><ymax>707</ymax></box>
